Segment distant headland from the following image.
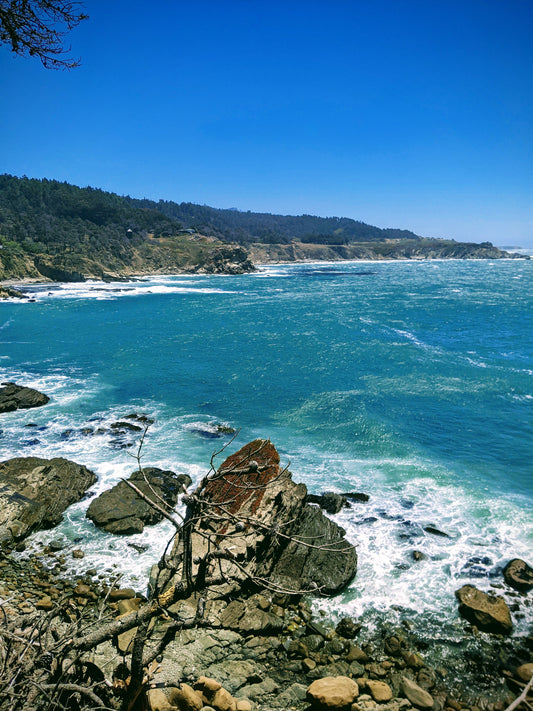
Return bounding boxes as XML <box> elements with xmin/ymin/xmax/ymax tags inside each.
<box><xmin>0</xmin><ymin>174</ymin><xmax>526</xmax><ymax>283</ymax></box>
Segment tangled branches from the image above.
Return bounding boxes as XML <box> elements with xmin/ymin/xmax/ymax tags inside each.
<box><xmin>0</xmin><ymin>1</ymin><xmax>88</xmax><ymax>69</ymax></box>
<box><xmin>0</xmin><ymin>431</ymin><xmax>356</xmax><ymax>710</ymax></box>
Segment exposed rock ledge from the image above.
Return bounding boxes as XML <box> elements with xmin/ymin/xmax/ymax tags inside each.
<box><xmin>248</xmin><ymin>240</ymin><xmax>526</xmax><ymax>264</ymax></box>
<box><xmin>0</xmin><ymin>382</ymin><xmax>50</xmax><ymax>413</ymax></box>
<box><xmin>185</xmin><ymin>245</ymin><xmax>256</xmax><ymax>274</ymax></box>
<box><xmin>0</xmin><ymin>456</ymin><xmax>97</xmax><ymax>545</ymax></box>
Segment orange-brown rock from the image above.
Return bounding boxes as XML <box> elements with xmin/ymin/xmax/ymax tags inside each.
<box><xmin>162</xmin><ymin>440</ymin><xmax>357</xmax><ymax>601</ymax></box>
<box><xmin>455</xmin><ymin>584</ymin><xmax>513</xmax><ymax>635</ymax></box>
<box><xmin>306</xmin><ymin>676</ymin><xmax>359</xmax><ymax>709</ymax></box>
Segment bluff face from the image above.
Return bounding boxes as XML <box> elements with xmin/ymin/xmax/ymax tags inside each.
<box><xmin>248</xmin><ymin>239</ymin><xmax>523</xmax><ymax>263</ymax></box>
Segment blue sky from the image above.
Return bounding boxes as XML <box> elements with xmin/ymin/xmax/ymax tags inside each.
<box><xmin>1</xmin><ymin>0</ymin><xmax>532</xmax><ymax>246</ymax></box>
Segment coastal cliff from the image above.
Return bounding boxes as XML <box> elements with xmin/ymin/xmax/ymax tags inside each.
<box><xmin>248</xmin><ymin>239</ymin><xmax>522</xmax><ymax>263</ymax></box>
<box><xmin>0</xmin><ymin>174</ymin><xmax>524</xmax><ymax>283</ymax></box>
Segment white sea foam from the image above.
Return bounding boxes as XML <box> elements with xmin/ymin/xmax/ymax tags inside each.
<box><xmin>316</xmin><ymin>477</ymin><xmax>533</xmax><ymax>637</ymax></box>
<box><xmin>11</xmin><ymin>275</ymin><xmax>247</xmax><ymax>302</ymax></box>
<box><xmin>275</xmin><ymin>440</ymin><xmax>533</xmax><ymax>639</ymax></box>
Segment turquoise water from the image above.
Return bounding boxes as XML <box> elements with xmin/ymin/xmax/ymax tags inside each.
<box><xmin>1</xmin><ymin>259</ymin><xmax>532</xmax><ymax>644</ymax></box>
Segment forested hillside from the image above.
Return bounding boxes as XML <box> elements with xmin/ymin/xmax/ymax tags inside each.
<box><xmin>0</xmin><ymin>175</ymin><xmax>253</xmax><ymax>279</ymax></box>
<box><xmin>0</xmin><ymin>175</ymin><xmax>520</xmax><ymax>282</ymax></box>
<box><xmin>130</xmin><ymin>197</ymin><xmax>423</xmax><ymax>244</ymax></box>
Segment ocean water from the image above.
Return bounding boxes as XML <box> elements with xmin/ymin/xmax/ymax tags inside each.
<box><xmin>1</xmin><ymin>258</ymin><xmax>532</xmax><ymax>654</ymax></box>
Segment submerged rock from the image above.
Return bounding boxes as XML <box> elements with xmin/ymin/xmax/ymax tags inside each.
<box><xmin>186</xmin><ymin>422</ymin><xmax>237</xmax><ymax>439</ymax></box>
<box><xmin>86</xmin><ymin>467</ymin><xmax>191</xmax><ymax>534</ymax></box>
<box><xmin>424</xmin><ymin>525</ymin><xmax>450</xmax><ymax>537</ymax></box>
<box><xmin>0</xmin><ymin>456</ymin><xmax>97</xmax><ymax>544</ymax></box>
<box><xmin>0</xmin><ymin>382</ymin><xmax>49</xmax><ymax>413</ymax></box>
<box><xmin>455</xmin><ymin>584</ymin><xmax>513</xmax><ymax>635</ymax></box>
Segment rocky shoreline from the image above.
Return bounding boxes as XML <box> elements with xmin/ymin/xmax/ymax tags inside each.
<box><xmin>1</xmin><ymin>541</ymin><xmax>531</xmax><ymax>711</ymax></box>
<box><xmin>0</xmin><ymin>386</ymin><xmax>532</xmax><ymax>711</ymax></box>
<box><xmin>0</xmin><ymin>245</ymin><xmax>530</xmax><ymax>298</ymax></box>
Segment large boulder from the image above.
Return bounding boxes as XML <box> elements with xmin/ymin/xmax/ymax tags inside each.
<box><xmin>160</xmin><ymin>440</ymin><xmax>357</xmax><ymax>603</ymax></box>
<box><xmin>503</xmin><ymin>559</ymin><xmax>533</xmax><ymax>592</ymax></box>
<box><xmin>455</xmin><ymin>584</ymin><xmax>513</xmax><ymax>634</ymax></box>
<box><xmin>187</xmin><ymin>245</ymin><xmax>256</xmax><ymax>275</ymax></box>
<box><xmin>0</xmin><ymin>457</ymin><xmax>97</xmax><ymax>544</ymax></box>
<box><xmin>86</xmin><ymin>467</ymin><xmax>192</xmax><ymax>534</ymax></box>
<box><xmin>0</xmin><ymin>382</ymin><xmax>49</xmax><ymax>413</ymax></box>
<box><xmin>306</xmin><ymin>676</ymin><xmax>359</xmax><ymax>710</ymax></box>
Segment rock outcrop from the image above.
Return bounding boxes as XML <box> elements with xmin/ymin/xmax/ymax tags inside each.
<box><xmin>455</xmin><ymin>584</ymin><xmax>513</xmax><ymax>635</ymax></box>
<box><xmin>503</xmin><ymin>558</ymin><xmax>533</xmax><ymax>592</ymax></box>
<box><xmin>248</xmin><ymin>240</ymin><xmax>526</xmax><ymax>264</ymax></box>
<box><xmin>0</xmin><ymin>382</ymin><xmax>49</xmax><ymax>413</ymax></box>
<box><xmin>0</xmin><ymin>286</ymin><xmax>27</xmax><ymax>299</ymax></box>
<box><xmin>0</xmin><ymin>456</ymin><xmax>97</xmax><ymax>544</ymax></box>
<box><xmin>86</xmin><ymin>467</ymin><xmax>192</xmax><ymax>534</ymax></box>
<box><xmin>160</xmin><ymin>440</ymin><xmax>357</xmax><ymax>605</ymax></box>
<box><xmin>186</xmin><ymin>245</ymin><xmax>256</xmax><ymax>275</ymax></box>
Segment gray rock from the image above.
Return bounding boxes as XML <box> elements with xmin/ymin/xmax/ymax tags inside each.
<box><xmin>220</xmin><ymin>598</ymin><xmax>284</xmax><ymax>635</ymax></box>
<box><xmin>0</xmin><ymin>382</ymin><xmax>49</xmax><ymax>413</ymax></box>
<box><xmin>273</xmin><ymin>682</ymin><xmax>308</xmax><ymax>708</ymax></box>
<box><xmin>86</xmin><ymin>467</ymin><xmax>191</xmax><ymax>534</ymax></box>
<box><xmin>306</xmin><ymin>492</ymin><xmax>347</xmax><ymax>514</ymax></box>
<box><xmin>238</xmin><ymin>678</ymin><xmax>278</xmax><ymax>700</ymax></box>
<box><xmin>0</xmin><ymin>456</ymin><xmax>97</xmax><ymax>544</ymax></box>
<box><xmin>349</xmin><ymin>661</ymin><xmax>365</xmax><ymax>676</ymax></box>
<box><xmin>200</xmin><ymin>660</ymin><xmax>257</xmax><ymax>694</ymax></box>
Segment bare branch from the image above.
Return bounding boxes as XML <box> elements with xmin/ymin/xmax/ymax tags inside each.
<box><xmin>0</xmin><ymin>0</ymin><xmax>88</xmax><ymax>69</ymax></box>
<box><xmin>504</xmin><ymin>675</ymin><xmax>533</xmax><ymax>711</ymax></box>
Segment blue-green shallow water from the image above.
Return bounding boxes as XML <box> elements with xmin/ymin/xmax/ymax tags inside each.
<box><xmin>1</xmin><ymin>259</ymin><xmax>532</xmax><ymax>655</ymax></box>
